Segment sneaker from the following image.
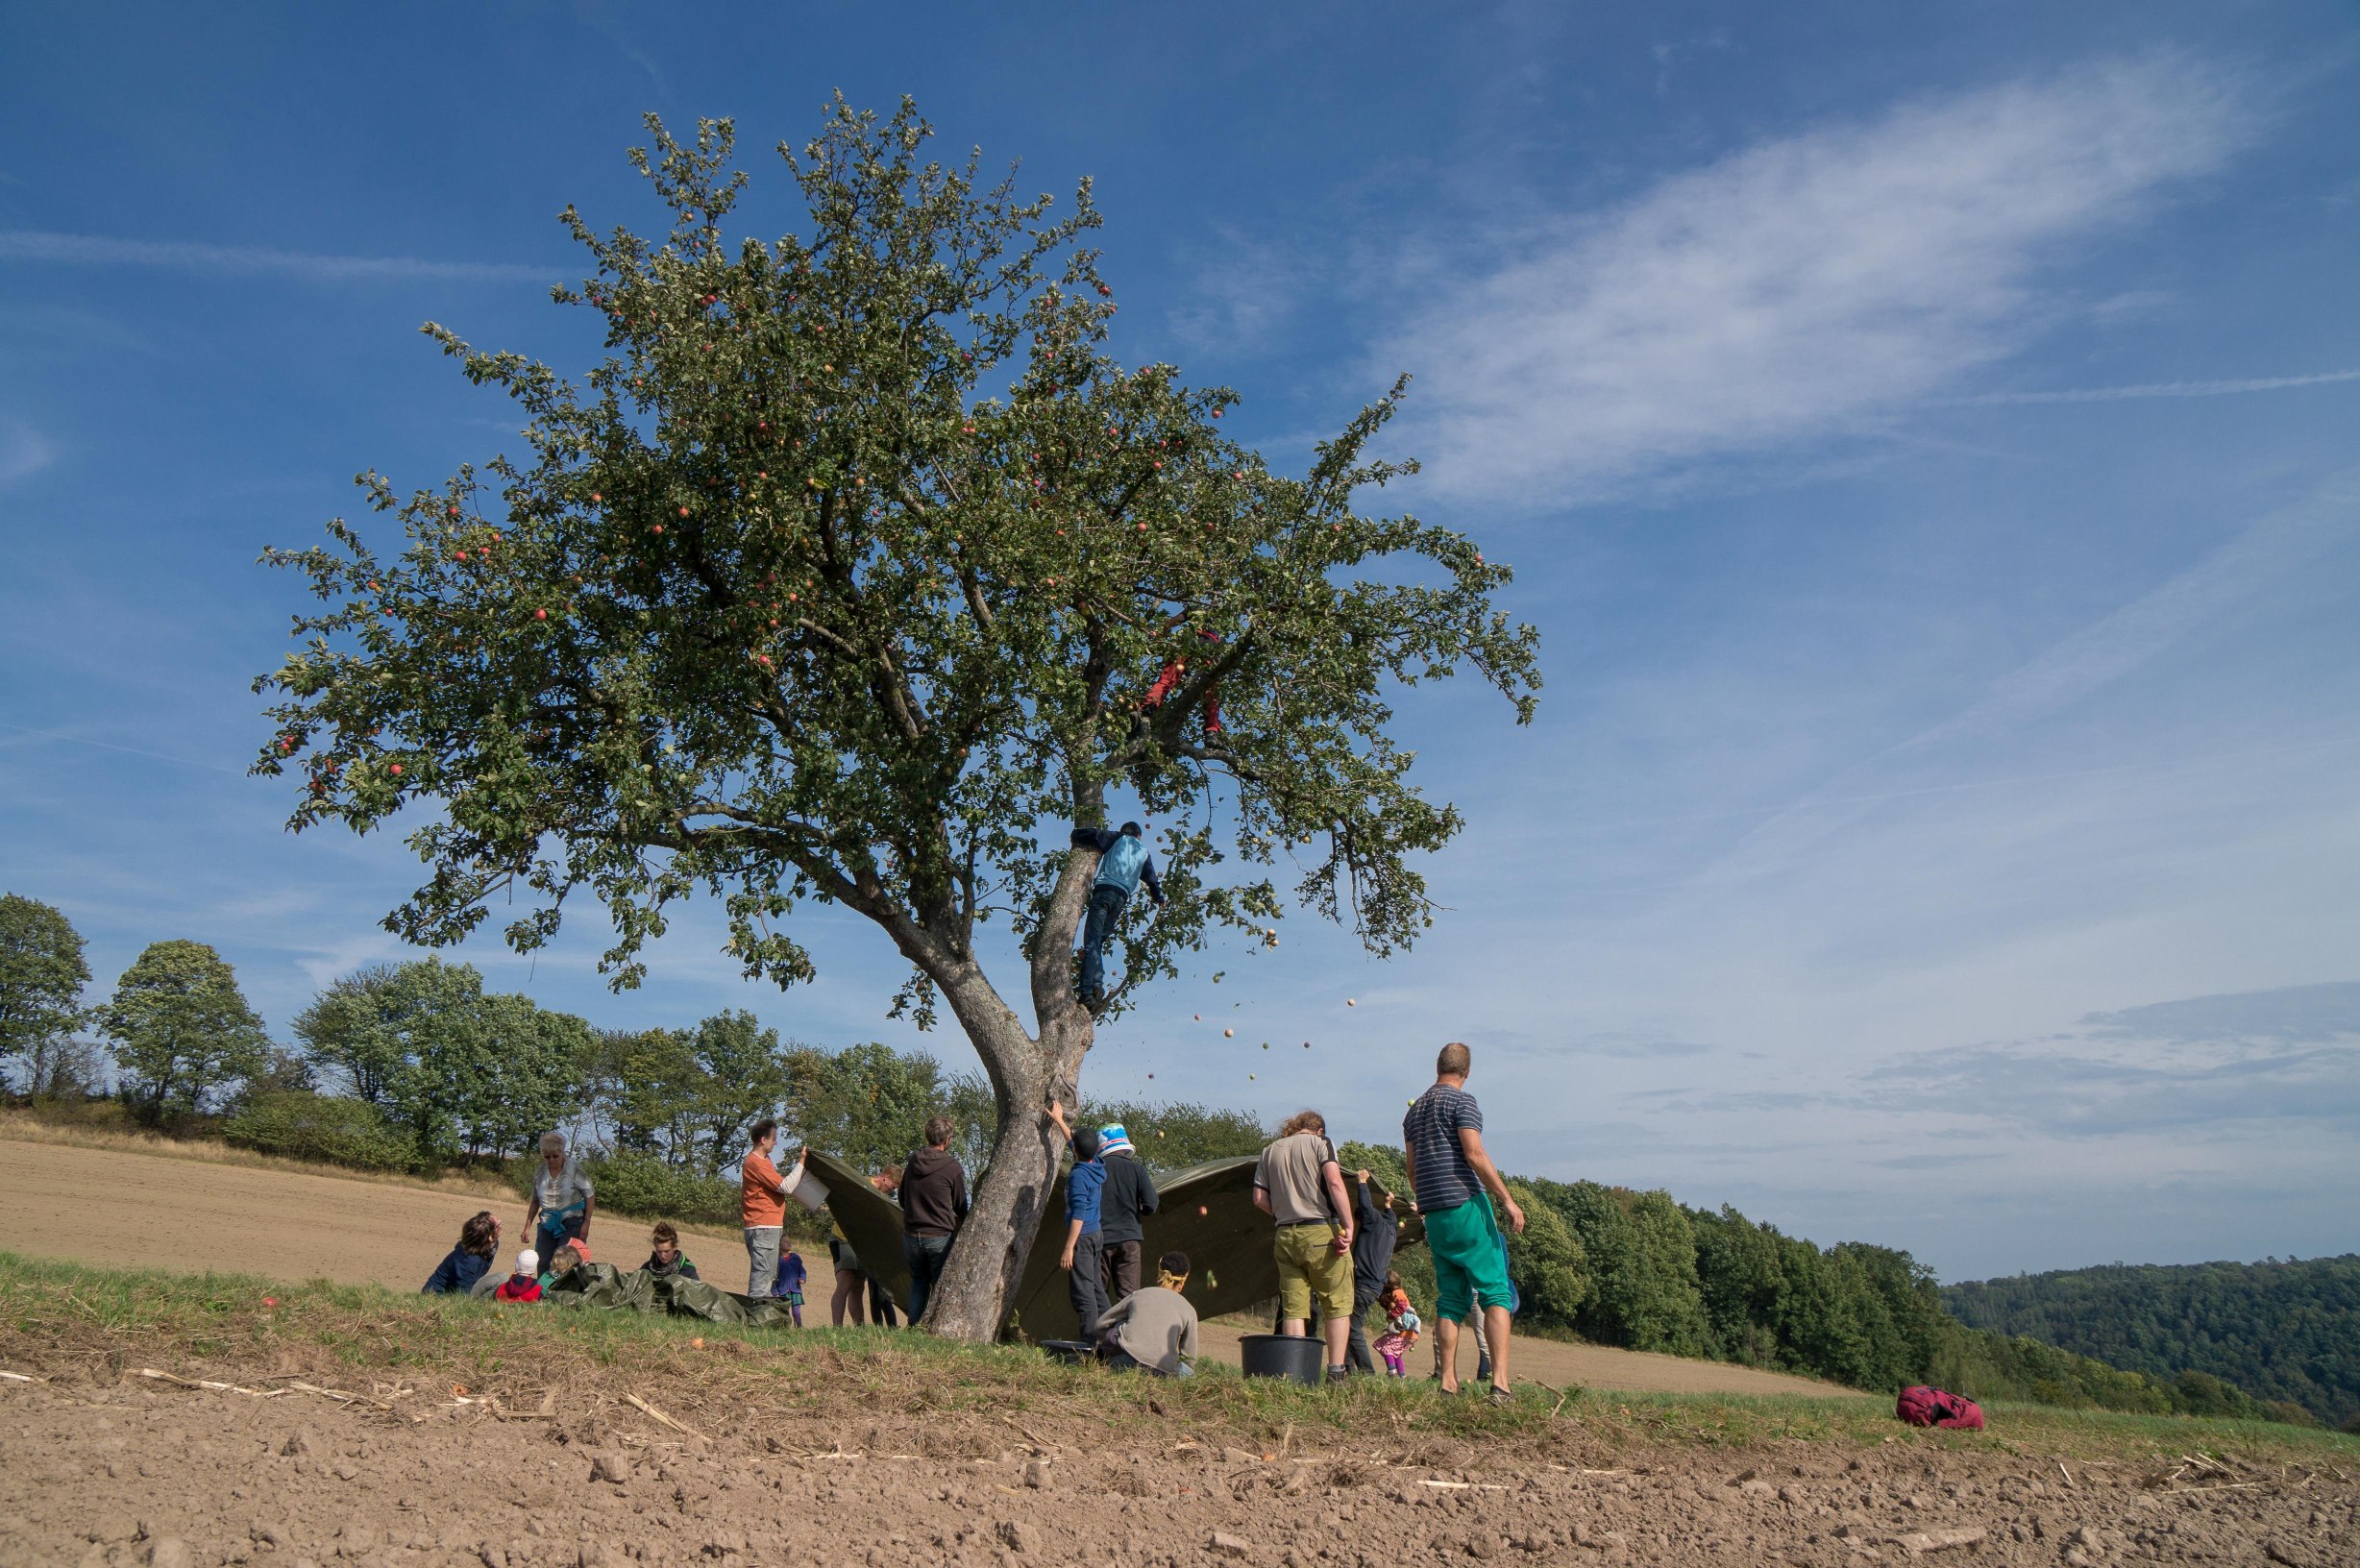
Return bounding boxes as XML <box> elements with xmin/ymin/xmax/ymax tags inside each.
<box><xmin>1326</xmin><ymin>1365</ymin><xmax>1351</xmax><ymax>1384</ymax></box>
<box><xmin>1487</xmin><ymin>1384</ymin><xmax>1513</xmax><ymax>1408</ymax></box>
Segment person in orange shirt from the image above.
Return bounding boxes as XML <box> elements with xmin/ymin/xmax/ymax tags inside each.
<box><xmin>741</xmin><ymin>1118</ymin><xmax>789</xmax><ymax>1296</ymax></box>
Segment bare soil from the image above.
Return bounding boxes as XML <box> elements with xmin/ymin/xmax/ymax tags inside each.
<box><xmin>0</xmin><ymin>1137</ymin><xmax>1844</xmax><ymax>1400</ymax></box>
<box><xmin>1</xmin><ymin>1371</ymin><xmax>2349</xmax><ymax>1568</ymax></box>
<box><xmin>2</xmin><ymin>1136</ymin><xmax>2353</xmax><ymax>1565</ymax></box>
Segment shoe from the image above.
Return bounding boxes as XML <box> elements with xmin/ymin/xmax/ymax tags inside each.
<box><xmin>1326</xmin><ymin>1366</ymin><xmax>1351</xmax><ymax>1384</ymax></box>
<box><xmin>1487</xmin><ymin>1384</ymin><xmax>1512</xmax><ymax>1408</ymax></box>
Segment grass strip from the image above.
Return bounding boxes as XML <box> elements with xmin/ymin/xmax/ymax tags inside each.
<box><xmin>2</xmin><ymin>1252</ymin><xmax>2351</xmax><ymax>1472</ymax></box>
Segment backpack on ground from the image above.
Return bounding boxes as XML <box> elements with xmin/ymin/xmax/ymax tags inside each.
<box><xmin>1897</xmin><ymin>1384</ymin><xmax>1985</xmax><ymax>1430</ymax></box>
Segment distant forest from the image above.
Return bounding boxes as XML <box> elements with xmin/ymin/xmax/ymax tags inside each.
<box><xmin>1943</xmin><ymin>1255</ymin><xmax>2360</xmax><ymax>1430</ymax></box>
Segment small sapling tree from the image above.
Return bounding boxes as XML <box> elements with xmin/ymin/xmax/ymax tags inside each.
<box><xmin>256</xmin><ymin>101</ymin><xmax>1539</xmax><ymax>1339</ymax></box>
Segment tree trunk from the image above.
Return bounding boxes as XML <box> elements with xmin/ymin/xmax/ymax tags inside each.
<box><xmin>918</xmin><ymin>988</ymin><xmax>1095</xmax><ymax>1341</ymax></box>
<box><xmin>916</xmin><ymin>829</ymin><xmax>1101</xmax><ymax>1341</ymax></box>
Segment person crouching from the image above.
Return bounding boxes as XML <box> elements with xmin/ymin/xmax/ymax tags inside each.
<box><xmin>1094</xmin><ymin>1251</ymin><xmax>1198</xmax><ymax>1377</ymax></box>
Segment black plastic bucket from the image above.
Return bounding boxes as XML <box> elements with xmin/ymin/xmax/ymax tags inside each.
<box><xmin>1239</xmin><ymin>1333</ymin><xmax>1325</xmax><ymax>1386</ymax></box>
<box><xmin>1042</xmin><ymin>1339</ymin><xmax>1094</xmax><ymax>1365</ymax></box>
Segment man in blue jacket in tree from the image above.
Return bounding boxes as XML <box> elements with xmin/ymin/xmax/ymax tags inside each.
<box><xmin>1069</xmin><ymin>821</ymin><xmax>1165</xmax><ymax>1009</ymax></box>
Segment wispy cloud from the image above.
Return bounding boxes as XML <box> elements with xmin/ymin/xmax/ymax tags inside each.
<box><xmin>1383</xmin><ymin>55</ymin><xmax>2251</xmax><ymax>505</ymax></box>
<box><xmin>1943</xmin><ymin>369</ymin><xmax>2360</xmax><ymax>404</ymax></box>
<box><xmin>0</xmin><ymin>416</ymin><xmax>53</xmax><ymax>486</ymax></box>
<box><xmin>1166</xmin><ymin>227</ymin><xmax>1307</xmax><ymax>352</ymax></box>
<box><xmin>0</xmin><ymin>231</ymin><xmax>558</xmax><ymax>284</ymax></box>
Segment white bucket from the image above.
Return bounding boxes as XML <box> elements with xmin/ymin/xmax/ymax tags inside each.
<box><xmin>783</xmin><ymin>1152</ymin><xmax>830</xmax><ymax>1213</ymax></box>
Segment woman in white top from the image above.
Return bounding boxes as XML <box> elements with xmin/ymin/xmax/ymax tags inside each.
<box><xmin>524</xmin><ymin>1131</ymin><xmax>595</xmax><ymax>1264</ymax></box>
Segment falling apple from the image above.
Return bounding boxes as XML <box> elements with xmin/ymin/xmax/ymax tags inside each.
<box><xmin>1223</xmin><ymin>1028</ymin><xmax>1234</xmax><ymax>1038</ymax></box>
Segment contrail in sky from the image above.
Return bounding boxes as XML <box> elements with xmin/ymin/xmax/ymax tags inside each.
<box><xmin>0</xmin><ymin>230</ymin><xmax>555</xmax><ymax>283</ymax></box>
<box><xmin>1944</xmin><ymin>370</ymin><xmax>2360</xmax><ymax>404</ymax></box>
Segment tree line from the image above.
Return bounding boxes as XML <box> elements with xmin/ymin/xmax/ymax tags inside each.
<box><xmin>1</xmin><ymin>890</ymin><xmax>2319</xmax><ymax>1423</ymax></box>
<box><xmin>1945</xmin><ymin>1256</ymin><xmax>2360</xmax><ymax>1431</ymax></box>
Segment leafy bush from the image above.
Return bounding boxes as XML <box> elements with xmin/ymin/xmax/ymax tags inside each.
<box><xmin>223</xmin><ymin>1090</ymin><xmax>414</xmax><ymax>1171</ymax></box>
<box><xmin>577</xmin><ymin>1152</ymin><xmax>738</xmax><ymax>1228</ymax></box>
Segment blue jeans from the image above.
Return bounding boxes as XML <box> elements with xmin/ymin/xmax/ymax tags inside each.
<box><xmin>1077</xmin><ymin>885</ymin><xmax>1128</xmax><ymax>1001</ymax></box>
<box><xmin>1068</xmin><ymin>1230</ymin><xmax>1109</xmax><ymax>1341</ymax></box>
<box><xmin>904</xmin><ymin>1233</ymin><xmax>952</xmax><ymax>1321</ymax></box>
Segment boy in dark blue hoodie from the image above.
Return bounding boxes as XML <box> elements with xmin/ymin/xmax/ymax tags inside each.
<box><xmin>1045</xmin><ymin>1099</ymin><xmax>1109</xmax><ymax>1338</ymax></box>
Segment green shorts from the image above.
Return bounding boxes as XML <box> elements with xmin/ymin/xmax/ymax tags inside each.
<box><xmin>1272</xmin><ymin>1223</ymin><xmax>1353</xmax><ymax>1320</ymax></box>
<box><xmin>1424</xmin><ymin>1193</ymin><xmax>1515</xmax><ymax>1322</ymax></box>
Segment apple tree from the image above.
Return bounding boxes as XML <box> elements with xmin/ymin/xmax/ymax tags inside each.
<box><xmin>255</xmin><ymin>101</ymin><xmax>1540</xmax><ymax>1340</ymax></box>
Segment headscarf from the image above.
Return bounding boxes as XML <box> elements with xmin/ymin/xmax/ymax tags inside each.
<box><xmin>1157</xmin><ymin>1263</ymin><xmax>1190</xmax><ymax>1291</ymax></box>
<box><xmin>1098</xmin><ymin>1124</ymin><xmax>1136</xmax><ymax>1159</ymax></box>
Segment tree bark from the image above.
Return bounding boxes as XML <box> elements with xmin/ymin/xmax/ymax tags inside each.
<box><xmin>916</xmin><ymin>835</ymin><xmax>1100</xmax><ymax>1342</ymax></box>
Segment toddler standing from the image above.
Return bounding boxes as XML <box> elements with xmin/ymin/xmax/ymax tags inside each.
<box><xmin>1372</xmin><ymin>1281</ymin><xmax>1421</xmax><ymax>1377</ymax></box>
<box><xmin>772</xmin><ymin>1245</ymin><xmax>807</xmax><ymax>1326</ymax></box>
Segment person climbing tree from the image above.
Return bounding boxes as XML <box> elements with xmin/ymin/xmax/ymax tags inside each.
<box><xmin>1139</xmin><ymin>617</ymin><xmax>1224</xmax><ymax>736</ymax></box>
<box><xmin>1069</xmin><ymin>821</ymin><xmax>1165</xmax><ymax>1009</ymax></box>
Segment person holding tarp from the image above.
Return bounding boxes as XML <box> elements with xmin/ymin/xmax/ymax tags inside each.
<box><xmin>1404</xmin><ymin>1041</ymin><xmax>1524</xmax><ymax>1404</ymax></box>
<box><xmin>897</xmin><ymin>1128</ymin><xmax>969</xmax><ymax>1323</ymax></box>
<box><xmin>740</xmin><ymin>1119</ymin><xmax>789</xmax><ymax>1297</ymax></box>
<box><xmin>1344</xmin><ymin>1169</ymin><xmax>1400</xmax><ymax>1374</ymax></box>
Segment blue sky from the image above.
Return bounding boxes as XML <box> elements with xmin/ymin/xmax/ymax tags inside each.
<box><xmin>4</xmin><ymin>2</ymin><xmax>2357</xmax><ymax>1282</ymax></box>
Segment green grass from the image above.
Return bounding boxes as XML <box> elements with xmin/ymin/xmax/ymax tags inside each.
<box><xmin>4</xmin><ymin>1251</ymin><xmax>2352</xmax><ymax>1470</ymax></box>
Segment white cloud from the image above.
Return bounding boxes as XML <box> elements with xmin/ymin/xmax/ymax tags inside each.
<box><xmin>0</xmin><ymin>230</ymin><xmax>556</xmax><ymax>284</ymax></box>
<box><xmin>0</xmin><ymin>417</ymin><xmax>53</xmax><ymax>486</ymax></box>
<box><xmin>1166</xmin><ymin>227</ymin><xmax>1307</xmax><ymax>351</ymax></box>
<box><xmin>1384</xmin><ymin>56</ymin><xmax>2251</xmax><ymax>505</ymax></box>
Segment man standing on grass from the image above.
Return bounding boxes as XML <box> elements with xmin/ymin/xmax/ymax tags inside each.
<box><xmin>1403</xmin><ymin>1041</ymin><xmax>1525</xmax><ymax>1404</ymax></box>
<box><xmin>1253</xmin><ymin>1109</ymin><xmax>1356</xmax><ymax>1383</ymax></box>
<box><xmin>741</xmin><ymin>1118</ymin><xmax>788</xmax><ymax>1298</ymax></box>
<box><xmin>898</xmin><ymin>1115</ymin><xmax>969</xmax><ymax>1324</ymax></box>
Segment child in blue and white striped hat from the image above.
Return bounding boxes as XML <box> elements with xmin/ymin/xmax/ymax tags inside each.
<box><xmin>1094</xmin><ymin>1122</ymin><xmax>1159</xmax><ymax>1303</ymax></box>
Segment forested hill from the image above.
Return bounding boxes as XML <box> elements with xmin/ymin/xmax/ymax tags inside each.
<box><xmin>1943</xmin><ymin>1256</ymin><xmax>2360</xmax><ymax>1430</ymax></box>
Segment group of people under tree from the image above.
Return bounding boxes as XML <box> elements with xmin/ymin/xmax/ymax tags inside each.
<box><xmin>421</xmin><ymin>1041</ymin><xmax>1524</xmax><ymax>1397</ymax></box>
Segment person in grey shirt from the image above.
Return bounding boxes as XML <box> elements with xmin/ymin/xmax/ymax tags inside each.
<box><xmin>1095</xmin><ymin>1250</ymin><xmax>1200</xmax><ymax>1376</ymax></box>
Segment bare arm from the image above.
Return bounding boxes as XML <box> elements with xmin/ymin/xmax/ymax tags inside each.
<box><xmin>1456</xmin><ymin>1128</ymin><xmax>1525</xmax><ymax>1234</ymax></box>
<box><xmin>1321</xmin><ymin>1161</ymin><xmax>1355</xmax><ymax>1250</ymax></box>
<box><xmin>1061</xmin><ymin>1217</ymin><xmax>1083</xmax><ymax>1269</ymax></box>
<box><xmin>1252</xmin><ymin>1186</ymin><xmax>1273</xmax><ymax>1215</ymax></box>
